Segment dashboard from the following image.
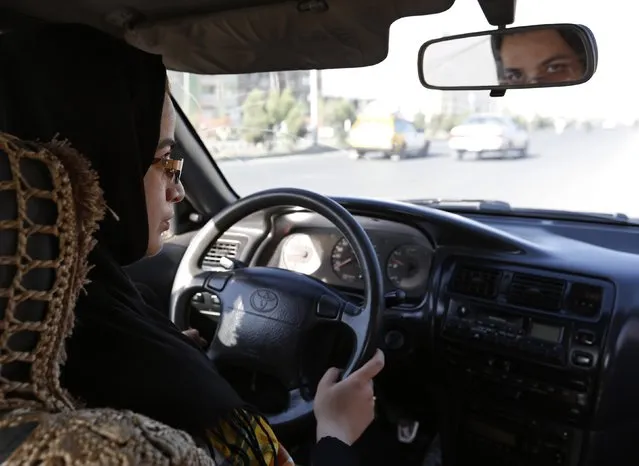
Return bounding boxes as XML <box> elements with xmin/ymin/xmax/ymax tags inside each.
<box><xmin>183</xmin><ymin>198</ymin><xmax>639</xmax><ymax>466</ymax></box>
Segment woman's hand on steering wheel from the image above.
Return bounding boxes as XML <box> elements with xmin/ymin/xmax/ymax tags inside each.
<box><xmin>182</xmin><ymin>328</ymin><xmax>208</xmax><ymax>348</ymax></box>
<box><xmin>314</xmin><ymin>349</ymin><xmax>385</xmax><ymax>446</ymax></box>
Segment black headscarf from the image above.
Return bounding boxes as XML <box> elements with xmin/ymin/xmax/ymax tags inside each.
<box><xmin>0</xmin><ymin>23</ymin><xmax>268</xmax><ymax>460</ymax></box>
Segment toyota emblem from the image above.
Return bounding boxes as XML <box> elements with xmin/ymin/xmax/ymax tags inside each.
<box><xmin>249</xmin><ymin>289</ymin><xmax>279</xmax><ymax>312</ymax></box>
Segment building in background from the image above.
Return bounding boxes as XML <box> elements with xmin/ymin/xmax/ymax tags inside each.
<box><xmin>168</xmin><ymin>70</ymin><xmax>315</xmax><ymax>129</ymax></box>
<box><xmin>197</xmin><ymin>75</ymin><xmax>241</xmax><ymax>123</ymax></box>
<box><xmin>237</xmin><ymin>71</ymin><xmax>313</xmax><ymax>103</ymax></box>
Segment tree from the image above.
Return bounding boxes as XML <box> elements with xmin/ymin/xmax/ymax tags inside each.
<box><xmin>241</xmin><ymin>89</ymin><xmax>270</xmax><ymax>144</ymax></box>
<box><xmin>413</xmin><ymin>112</ymin><xmax>426</xmax><ymax>131</ymax></box>
<box><xmin>531</xmin><ymin>115</ymin><xmax>554</xmax><ymax>130</ymax></box>
<box><xmin>265</xmin><ymin>88</ymin><xmax>308</xmax><ymax>140</ymax></box>
<box><xmin>284</xmin><ymin>100</ymin><xmax>309</xmax><ymax>139</ymax></box>
<box><xmin>265</xmin><ymin>88</ymin><xmax>296</xmax><ymax>128</ymax></box>
<box><xmin>511</xmin><ymin>115</ymin><xmax>529</xmax><ymax>129</ymax></box>
<box><xmin>240</xmin><ymin>88</ymin><xmax>308</xmax><ymax>146</ymax></box>
<box><xmin>321</xmin><ymin>98</ymin><xmax>357</xmax><ymax>141</ymax></box>
<box><xmin>429</xmin><ymin>113</ymin><xmax>468</xmax><ymax>133</ymax></box>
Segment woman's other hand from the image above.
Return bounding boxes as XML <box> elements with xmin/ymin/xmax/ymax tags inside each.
<box><xmin>182</xmin><ymin>328</ymin><xmax>208</xmax><ymax>348</ymax></box>
<box><xmin>313</xmin><ymin>349</ymin><xmax>385</xmax><ymax>446</ymax></box>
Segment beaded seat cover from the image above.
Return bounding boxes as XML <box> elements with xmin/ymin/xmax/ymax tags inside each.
<box><xmin>0</xmin><ymin>133</ymin><xmax>215</xmax><ymax>465</ymax></box>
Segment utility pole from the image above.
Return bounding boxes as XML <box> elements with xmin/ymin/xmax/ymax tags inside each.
<box><xmin>309</xmin><ymin>69</ymin><xmax>320</xmax><ymax>146</ymax></box>
<box><xmin>182</xmin><ymin>72</ymin><xmax>191</xmax><ymax>118</ymax></box>
<box><xmin>269</xmin><ymin>72</ymin><xmax>280</xmax><ymax>91</ymax></box>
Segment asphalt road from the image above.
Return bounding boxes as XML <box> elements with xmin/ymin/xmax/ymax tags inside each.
<box><xmin>217</xmin><ymin>127</ymin><xmax>639</xmax><ymax>218</ymax></box>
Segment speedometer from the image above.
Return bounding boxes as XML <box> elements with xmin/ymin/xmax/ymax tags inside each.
<box><xmin>280</xmin><ymin>233</ymin><xmax>321</xmax><ymax>274</ymax></box>
<box><xmin>331</xmin><ymin>237</ymin><xmax>362</xmax><ymax>283</ymax></box>
<box><xmin>386</xmin><ymin>244</ymin><xmax>432</xmax><ymax>290</ymax></box>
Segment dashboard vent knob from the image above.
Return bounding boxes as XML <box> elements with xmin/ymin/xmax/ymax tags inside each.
<box><xmin>507</xmin><ymin>273</ymin><xmax>565</xmax><ymax>311</ymax></box>
<box><xmin>450</xmin><ymin>265</ymin><xmax>501</xmax><ymax>299</ymax></box>
<box><xmin>566</xmin><ymin>283</ymin><xmax>603</xmax><ymax>317</ymax></box>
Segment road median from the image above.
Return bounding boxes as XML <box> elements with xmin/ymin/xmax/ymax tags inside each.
<box><xmin>213</xmin><ymin>137</ymin><xmax>448</xmax><ymax>162</ymax></box>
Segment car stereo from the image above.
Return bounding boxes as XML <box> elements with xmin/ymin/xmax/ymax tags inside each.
<box><xmin>441</xmin><ymin>300</ymin><xmax>602</xmax><ymax>370</ymax></box>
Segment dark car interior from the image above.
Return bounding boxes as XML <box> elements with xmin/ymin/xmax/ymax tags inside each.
<box><xmin>2</xmin><ymin>0</ymin><xmax>639</xmax><ymax>465</ymax></box>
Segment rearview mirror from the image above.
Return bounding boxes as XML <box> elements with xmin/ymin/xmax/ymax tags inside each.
<box><xmin>417</xmin><ymin>24</ymin><xmax>597</xmax><ymax>91</ymax></box>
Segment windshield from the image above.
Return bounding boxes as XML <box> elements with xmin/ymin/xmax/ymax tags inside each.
<box><xmin>168</xmin><ymin>0</ymin><xmax>639</xmax><ymax>219</ymax></box>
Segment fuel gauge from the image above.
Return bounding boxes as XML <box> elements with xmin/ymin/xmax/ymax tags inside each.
<box><xmin>386</xmin><ymin>244</ymin><xmax>432</xmax><ymax>290</ymax></box>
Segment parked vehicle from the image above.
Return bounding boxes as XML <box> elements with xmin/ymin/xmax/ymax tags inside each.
<box><xmin>448</xmin><ymin>114</ymin><xmax>529</xmax><ymax>160</ymax></box>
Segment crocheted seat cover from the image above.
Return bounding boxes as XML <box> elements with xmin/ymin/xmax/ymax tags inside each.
<box><xmin>0</xmin><ymin>133</ymin><xmax>215</xmax><ymax>465</ymax></box>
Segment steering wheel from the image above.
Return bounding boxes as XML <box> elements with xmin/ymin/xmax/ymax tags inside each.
<box><xmin>170</xmin><ymin>188</ymin><xmax>384</xmax><ymax>427</ymax></box>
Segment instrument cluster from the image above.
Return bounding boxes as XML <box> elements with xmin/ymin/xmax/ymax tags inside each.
<box><xmin>269</xmin><ymin>227</ymin><xmax>434</xmax><ymax>297</ymax></box>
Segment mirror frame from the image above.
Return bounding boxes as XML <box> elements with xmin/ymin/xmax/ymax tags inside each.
<box><xmin>417</xmin><ymin>23</ymin><xmax>598</xmax><ymax>91</ymax></box>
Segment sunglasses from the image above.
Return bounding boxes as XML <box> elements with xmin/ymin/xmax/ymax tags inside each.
<box><xmin>151</xmin><ymin>156</ymin><xmax>184</xmax><ymax>183</ymax></box>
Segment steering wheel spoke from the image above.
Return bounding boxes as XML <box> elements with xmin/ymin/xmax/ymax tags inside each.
<box><xmin>268</xmin><ymin>389</ymin><xmax>315</xmax><ymax>426</ymax></box>
<box><xmin>204</xmin><ymin>270</ymin><xmax>233</xmax><ymax>292</ymax></box>
<box><xmin>311</xmin><ymin>293</ymin><xmax>344</xmax><ymax>321</ymax></box>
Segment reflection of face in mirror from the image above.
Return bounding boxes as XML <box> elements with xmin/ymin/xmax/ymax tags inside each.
<box><xmin>491</xmin><ymin>29</ymin><xmax>586</xmax><ymax>85</ymax></box>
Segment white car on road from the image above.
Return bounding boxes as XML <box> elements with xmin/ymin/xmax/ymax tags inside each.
<box><xmin>448</xmin><ymin>114</ymin><xmax>530</xmax><ymax>160</ymax></box>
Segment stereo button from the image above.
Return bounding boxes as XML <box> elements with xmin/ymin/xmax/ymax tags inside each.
<box><xmin>576</xmin><ymin>330</ymin><xmax>596</xmax><ymax>345</ymax></box>
<box><xmin>576</xmin><ymin>392</ymin><xmax>588</xmax><ymax>406</ymax></box>
<box><xmin>572</xmin><ymin>351</ymin><xmax>594</xmax><ymax>367</ymax></box>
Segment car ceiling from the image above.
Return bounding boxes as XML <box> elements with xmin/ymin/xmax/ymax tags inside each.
<box><xmin>0</xmin><ymin>0</ymin><xmax>455</xmax><ymax>74</ymax></box>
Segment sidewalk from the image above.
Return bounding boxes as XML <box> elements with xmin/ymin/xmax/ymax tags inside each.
<box><xmin>213</xmin><ymin>138</ymin><xmax>346</xmax><ymax>162</ymax></box>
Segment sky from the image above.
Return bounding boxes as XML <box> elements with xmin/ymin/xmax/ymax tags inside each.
<box><xmin>321</xmin><ymin>0</ymin><xmax>638</xmax><ymax>121</ymax></box>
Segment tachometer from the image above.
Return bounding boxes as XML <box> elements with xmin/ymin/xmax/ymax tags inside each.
<box><xmin>386</xmin><ymin>244</ymin><xmax>432</xmax><ymax>290</ymax></box>
<box><xmin>331</xmin><ymin>237</ymin><xmax>362</xmax><ymax>283</ymax></box>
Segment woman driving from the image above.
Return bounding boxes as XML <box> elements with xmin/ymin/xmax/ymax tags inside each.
<box><xmin>0</xmin><ymin>23</ymin><xmax>383</xmax><ymax>466</ymax></box>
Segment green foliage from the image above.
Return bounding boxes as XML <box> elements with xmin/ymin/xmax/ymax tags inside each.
<box><xmin>413</xmin><ymin>112</ymin><xmax>426</xmax><ymax>131</ymax></box>
<box><xmin>531</xmin><ymin>115</ymin><xmax>554</xmax><ymax>129</ymax></box>
<box><xmin>321</xmin><ymin>98</ymin><xmax>357</xmax><ymax>141</ymax></box>
<box><xmin>241</xmin><ymin>89</ymin><xmax>270</xmax><ymax>144</ymax></box>
<box><xmin>241</xmin><ymin>88</ymin><xmax>308</xmax><ymax>144</ymax></box>
<box><xmin>429</xmin><ymin>113</ymin><xmax>467</xmax><ymax>133</ymax></box>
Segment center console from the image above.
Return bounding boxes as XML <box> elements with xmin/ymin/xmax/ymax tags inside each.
<box><xmin>435</xmin><ymin>261</ymin><xmax>614</xmax><ymax>466</ymax></box>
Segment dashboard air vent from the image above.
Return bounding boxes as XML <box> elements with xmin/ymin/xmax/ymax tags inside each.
<box><xmin>565</xmin><ymin>283</ymin><xmax>603</xmax><ymax>317</ymax></box>
<box><xmin>449</xmin><ymin>265</ymin><xmax>501</xmax><ymax>299</ymax></box>
<box><xmin>202</xmin><ymin>238</ymin><xmax>239</xmax><ymax>268</ymax></box>
<box><xmin>507</xmin><ymin>273</ymin><xmax>565</xmax><ymax>311</ymax></box>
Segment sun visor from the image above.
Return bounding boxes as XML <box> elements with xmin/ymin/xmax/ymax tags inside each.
<box><xmin>124</xmin><ymin>0</ymin><xmax>454</xmax><ymax>74</ymax></box>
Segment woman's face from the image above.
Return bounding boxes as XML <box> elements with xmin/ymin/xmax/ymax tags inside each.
<box><xmin>144</xmin><ymin>93</ymin><xmax>184</xmax><ymax>256</ymax></box>
<box><xmin>499</xmin><ymin>29</ymin><xmax>585</xmax><ymax>85</ymax></box>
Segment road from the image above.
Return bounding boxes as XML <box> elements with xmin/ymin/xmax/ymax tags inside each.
<box><xmin>217</xmin><ymin>127</ymin><xmax>639</xmax><ymax>218</ymax></box>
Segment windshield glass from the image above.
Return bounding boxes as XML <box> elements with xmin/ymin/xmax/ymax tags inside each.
<box><xmin>169</xmin><ymin>0</ymin><xmax>638</xmax><ymax>219</ymax></box>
